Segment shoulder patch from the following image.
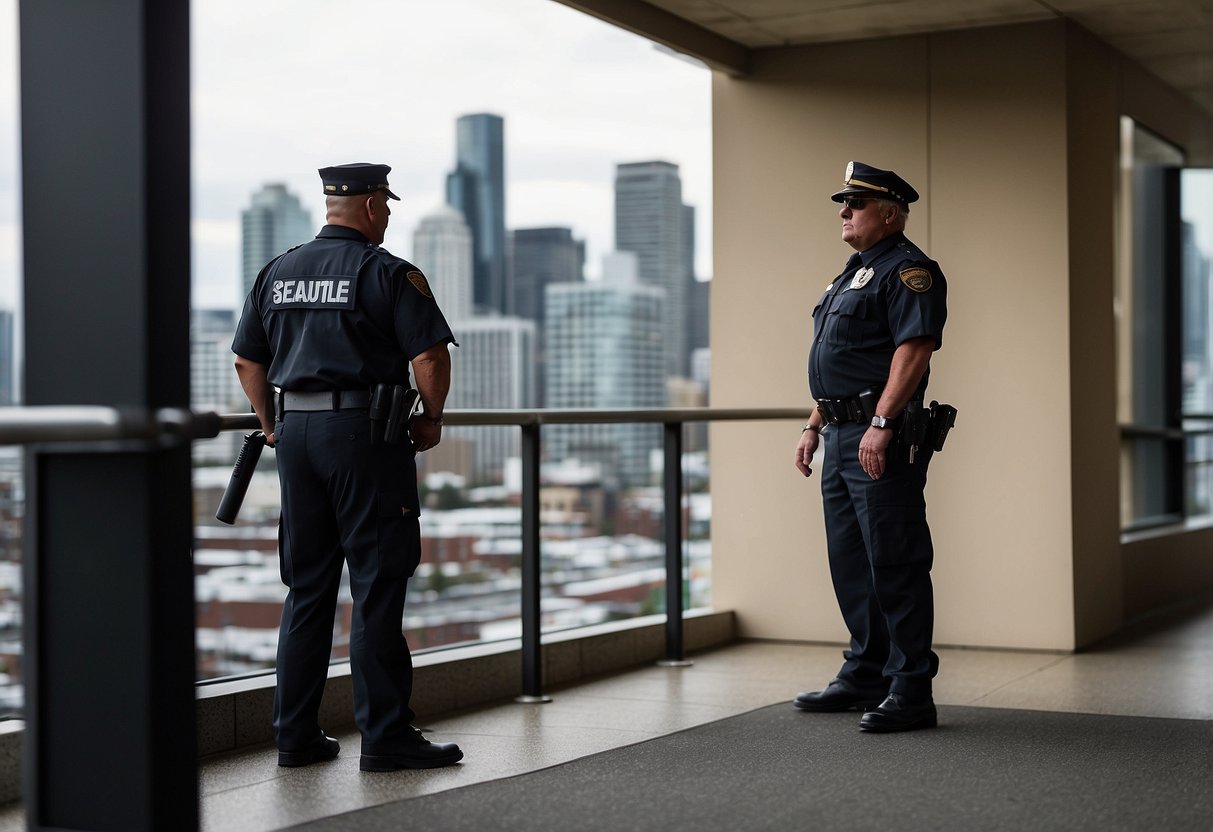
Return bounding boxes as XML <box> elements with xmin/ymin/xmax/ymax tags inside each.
<box><xmin>406</xmin><ymin>270</ymin><xmax>434</xmax><ymax>298</ymax></box>
<box><xmin>899</xmin><ymin>267</ymin><xmax>933</xmax><ymax>293</ymax></box>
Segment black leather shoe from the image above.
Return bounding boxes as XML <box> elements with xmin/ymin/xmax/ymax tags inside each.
<box><xmin>793</xmin><ymin>680</ymin><xmax>887</xmax><ymax>712</ymax></box>
<box><xmin>858</xmin><ymin>693</ymin><xmax>938</xmax><ymax>732</ymax></box>
<box><xmin>360</xmin><ymin>727</ymin><xmax>464</xmax><ymax>771</ymax></box>
<box><xmin>278</xmin><ymin>732</ymin><xmax>340</xmax><ymax>767</ymax></box>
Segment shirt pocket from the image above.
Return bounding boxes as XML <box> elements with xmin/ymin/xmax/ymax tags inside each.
<box><xmin>824</xmin><ymin>291</ymin><xmax>872</xmax><ymax>346</ymax></box>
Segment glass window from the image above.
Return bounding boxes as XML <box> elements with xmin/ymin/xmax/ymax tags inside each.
<box><xmin>1117</xmin><ymin>118</ymin><xmax>1213</xmax><ymax>529</ymax></box>
<box><xmin>191</xmin><ymin>1</ymin><xmax>711</xmax><ymax>679</ymax></box>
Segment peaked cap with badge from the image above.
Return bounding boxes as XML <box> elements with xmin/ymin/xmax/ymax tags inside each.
<box><xmin>319</xmin><ymin>162</ymin><xmax>401</xmax><ymax>200</ymax></box>
<box><xmin>831</xmin><ymin>161</ymin><xmax>919</xmax><ymax>208</ymax></box>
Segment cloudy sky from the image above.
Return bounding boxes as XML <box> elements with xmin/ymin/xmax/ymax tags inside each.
<box><xmin>2</xmin><ymin>2</ymin><xmax>1212</xmax><ymax>315</ymax></box>
<box><xmin>0</xmin><ymin>0</ymin><xmax>713</xmax><ymax>311</ymax></box>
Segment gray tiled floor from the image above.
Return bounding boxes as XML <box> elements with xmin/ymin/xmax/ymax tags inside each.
<box><xmin>4</xmin><ymin>596</ymin><xmax>1212</xmax><ymax>831</ymax></box>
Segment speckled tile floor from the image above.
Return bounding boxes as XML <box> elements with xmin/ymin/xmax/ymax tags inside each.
<box><xmin>1</xmin><ymin>596</ymin><xmax>1210</xmax><ymax>831</ymax></box>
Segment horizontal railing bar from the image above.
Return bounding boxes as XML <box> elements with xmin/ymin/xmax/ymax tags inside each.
<box><xmin>0</xmin><ymin>406</ymin><xmax>223</xmax><ymax>445</ymax></box>
<box><xmin>222</xmin><ymin>407</ymin><xmax>809</xmax><ymax>431</ymax></box>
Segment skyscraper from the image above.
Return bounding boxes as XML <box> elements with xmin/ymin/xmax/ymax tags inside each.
<box><xmin>240</xmin><ymin>183</ymin><xmax>313</xmax><ymax>298</ymax></box>
<box><xmin>508</xmin><ymin>227</ymin><xmax>584</xmax><ymax>325</ymax></box>
<box><xmin>615</xmin><ymin>161</ymin><xmax>692</xmax><ymax>378</ymax></box>
<box><xmin>0</xmin><ymin>310</ymin><xmax>14</xmax><ymax>406</ymax></box>
<box><xmin>191</xmin><ymin>308</ymin><xmax>244</xmax><ymax>464</ymax></box>
<box><xmin>509</xmin><ymin>227</ymin><xmax>584</xmax><ymax>407</ymax></box>
<box><xmin>446</xmin><ymin>317</ymin><xmax>536</xmax><ymax>481</ymax></box>
<box><xmin>545</xmin><ymin>253</ymin><xmax>666</xmax><ymax>487</ymax></box>
<box><xmin>446</xmin><ymin>113</ymin><xmax>507</xmax><ymax>315</ymax></box>
<box><xmin>413</xmin><ymin>205</ymin><xmax>474</xmax><ymax>322</ymax></box>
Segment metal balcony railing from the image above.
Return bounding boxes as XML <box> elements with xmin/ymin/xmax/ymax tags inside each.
<box><xmin>0</xmin><ymin>404</ymin><xmax>806</xmax><ymax>700</ymax></box>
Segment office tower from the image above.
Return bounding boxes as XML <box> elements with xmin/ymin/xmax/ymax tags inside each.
<box><xmin>446</xmin><ymin>113</ymin><xmax>507</xmax><ymax>315</ymax></box>
<box><xmin>615</xmin><ymin>161</ymin><xmax>692</xmax><ymax>378</ymax></box>
<box><xmin>413</xmin><ymin>206</ymin><xmax>474</xmax><ymax>322</ymax></box>
<box><xmin>191</xmin><ymin>308</ymin><xmax>244</xmax><ymax>464</ymax></box>
<box><xmin>546</xmin><ymin>253</ymin><xmax>666</xmax><ymax>487</ymax></box>
<box><xmin>241</xmin><ymin>183</ymin><xmax>313</xmax><ymax>298</ymax></box>
<box><xmin>0</xmin><ymin>310</ymin><xmax>14</xmax><ymax>406</ymax></box>
<box><xmin>509</xmin><ymin>227</ymin><xmax>584</xmax><ymax>407</ymax></box>
<box><xmin>446</xmin><ymin>317</ymin><xmax>536</xmax><ymax>481</ymax></box>
<box><xmin>508</xmin><ymin>227</ymin><xmax>584</xmax><ymax>325</ymax></box>
<box><xmin>688</xmin><ymin>276</ymin><xmax>710</xmax><ymax>355</ymax></box>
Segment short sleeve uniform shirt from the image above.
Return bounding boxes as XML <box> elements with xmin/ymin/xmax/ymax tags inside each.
<box><xmin>232</xmin><ymin>225</ymin><xmax>455</xmax><ymax>390</ymax></box>
<box><xmin>808</xmin><ymin>231</ymin><xmax>947</xmax><ymax>400</ymax></box>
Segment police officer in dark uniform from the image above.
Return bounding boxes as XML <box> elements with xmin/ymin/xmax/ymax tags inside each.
<box><xmin>233</xmin><ymin>163</ymin><xmax>463</xmax><ymax>769</ymax></box>
<box><xmin>791</xmin><ymin>162</ymin><xmax>948</xmax><ymax>732</ymax></box>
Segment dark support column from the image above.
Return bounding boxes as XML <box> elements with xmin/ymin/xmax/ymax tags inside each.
<box><xmin>516</xmin><ymin>423</ymin><xmax>551</xmax><ymax>702</ymax></box>
<box><xmin>20</xmin><ymin>1</ymin><xmax>196</xmax><ymax>830</ymax></box>
<box><xmin>659</xmin><ymin>421</ymin><xmax>692</xmax><ymax>667</ymax></box>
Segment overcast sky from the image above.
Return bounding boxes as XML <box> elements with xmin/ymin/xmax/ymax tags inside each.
<box><xmin>2</xmin><ymin>2</ymin><xmax>1212</xmax><ymax>315</ymax></box>
<box><xmin>0</xmin><ymin>0</ymin><xmax>713</xmax><ymax>311</ymax></box>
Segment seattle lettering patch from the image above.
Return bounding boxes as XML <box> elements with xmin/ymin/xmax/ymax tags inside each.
<box><xmin>899</xmin><ymin>267</ymin><xmax>933</xmax><ymax>293</ymax></box>
<box><xmin>270</xmin><ymin>276</ymin><xmax>356</xmax><ymax>310</ymax></box>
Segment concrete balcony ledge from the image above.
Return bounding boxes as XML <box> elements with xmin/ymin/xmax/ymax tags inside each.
<box><xmin>0</xmin><ymin>610</ymin><xmax>735</xmax><ymax>805</ymax></box>
<box><xmin>195</xmin><ymin>609</ymin><xmax>735</xmax><ymax>759</ymax></box>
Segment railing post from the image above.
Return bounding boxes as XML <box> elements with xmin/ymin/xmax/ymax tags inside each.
<box><xmin>516</xmin><ymin>421</ymin><xmax>552</xmax><ymax>702</ymax></box>
<box><xmin>659</xmin><ymin>420</ymin><xmax>693</xmax><ymax>667</ymax></box>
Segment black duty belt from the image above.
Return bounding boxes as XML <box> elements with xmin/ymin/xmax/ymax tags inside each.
<box><xmin>816</xmin><ymin>396</ymin><xmax>868</xmax><ymax>425</ymax></box>
<box><xmin>281</xmin><ymin>389</ymin><xmax>371</xmax><ymax>412</ymax></box>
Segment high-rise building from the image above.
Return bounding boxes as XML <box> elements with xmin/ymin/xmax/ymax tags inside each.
<box><xmin>445</xmin><ymin>317</ymin><xmax>536</xmax><ymax>481</ymax></box>
<box><xmin>545</xmin><ymin>253</ymin><xmax>666</xmax><ymax>487</ymax></box>
<box><xmin>508</xmin><ymin>227</ymin><xmax>584</xmax><ymax>407</ymax></box>
<box><xmin>241</xmin><ymin>183</ymin><xmax>313</xmax><ymax>298</ymax></box>
<box><xmin>508</xmin><ymin>227</ymin><xmax>584</xmax><ymax>325</ymax></box>
<box><xmin>191</xmin><ymin>308</ymin><xmax>244</xmax><ymax>464</ymax></box>
<box><xmin>413</xmin><ymin>205</ymin><xmax>474</xmax><ymax>322</ymax></box>
<box><xmin>446</xmin><ymin>113</ymin><xmax>507</xmax><ymax>315</ymax></box>
<box><xmin>0</xmin><ymin>310</ymin><xmax>15</xmax><ymax>406</ymax></box>
<box><xmin>615</xmin><ymin>161</ymin><xmax>692</xmax><ymax>378</ymax></box>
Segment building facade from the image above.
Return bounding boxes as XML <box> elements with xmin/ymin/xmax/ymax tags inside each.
<box><xmin>412</xmin><ymin>205</ymin><xmax>474</xmax><ymax>322</ymax></box>
<box><xmin>446</xmin><ymin>113</ymin><xmax>507</xmax><ymax>316</ymax></box>
<box><xmin>240</xmin><ymin>183</ymin><xmax>313</xmax><ymax>299</ymax></box>
<box><xmin>615</xmin><ymin>161</ymin><xmax>692</xmax><ymax>379</ymax></box>
<box><xmin>545</xmin><ymin>254</ymin><xmax>666</xmax><ymax>487</ymax></box>
<box><xmin>445</xmin><ymin>316</ymin><xmax>537</xmax><ymax>482</ymax></box>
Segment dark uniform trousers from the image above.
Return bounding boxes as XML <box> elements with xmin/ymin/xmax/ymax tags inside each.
<box><xmin>820</xmin><ymin>420</ymin><xmax>939</xmax><ymax>700</ymax></box>
<box><xmin>272</xmin><ymin>409</ymin><xmax>422</xmax><ymax>753</ymax></box>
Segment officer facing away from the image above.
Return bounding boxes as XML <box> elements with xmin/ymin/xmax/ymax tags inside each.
<box><xmin>792</xmin><ymin>161</ymin><xmax>948</xmax><ymax>732</ymax></box>
<box><xmin>233</xmin><ymin>162</ymin><xmax>463</xmax><ymax>769</ymax></box>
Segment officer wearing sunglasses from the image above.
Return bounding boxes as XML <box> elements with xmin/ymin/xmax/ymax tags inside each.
<box><xmin>792</xmin><ymin>161</ymin><xmax>948</xmax><ymax>732</ymax></box>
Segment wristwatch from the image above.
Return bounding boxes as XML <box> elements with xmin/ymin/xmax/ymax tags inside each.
<box><xmin>870</xmin><ymin>415</ymin><xmax>893</xmax><ymax>429</ymax></box>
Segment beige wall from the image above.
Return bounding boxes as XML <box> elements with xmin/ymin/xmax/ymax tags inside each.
<box><xmin>711</xmin><ymin>20</ymin><xmax>1213</xmax><ymax>651</ymax></box>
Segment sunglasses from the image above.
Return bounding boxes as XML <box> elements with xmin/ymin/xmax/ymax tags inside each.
<box><xmin>842</xmin><ymin>197</ymin><xmax>874</xmax><ymax>210</ymax></box>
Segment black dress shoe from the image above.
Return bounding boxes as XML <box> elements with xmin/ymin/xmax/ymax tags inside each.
<box><xmin>793</xmin><ymin>680</ymin><xmax>887</xmax><ymax>712</ymax></box>
<box><xmin>360</xmin><ymin>727</ymin><xmax>464</xmax><ymax>771</ymax></box>
<box><xmin>278</xmin><ymin>732</ymin><xmax>340</xmax><ymax>767</ymax></box>
<box><xmin>858</xmin><ymin>693</ymin><xmax>938</xmax><ymax>732</ymax></box>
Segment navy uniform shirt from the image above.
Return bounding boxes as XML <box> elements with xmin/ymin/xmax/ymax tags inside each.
<box><xmin>808</xmin><ymin>231</ymin><xmax>947</xmax><ymax>400</ymax></box>
<box><xmin>232</xmin><ymin>225</ymin><xmax>455</xmax><ymax>390</ymax></box>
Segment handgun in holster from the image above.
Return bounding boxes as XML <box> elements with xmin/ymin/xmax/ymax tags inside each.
<box><xmin>375</xmin><ymin>384</ymin><xmax>420</xmax><ymax>445</ymax></box>
<box><xmin>928</xmin><ymin>401</ymin><xmax>958</xmax><ymax>451</ymax></box>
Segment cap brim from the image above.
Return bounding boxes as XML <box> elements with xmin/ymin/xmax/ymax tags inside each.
<box><xmin>383</xmin><ymin>187</ymin><xmax>401</xmax><ymax>201</ymax></box>
<box><xmin>830</xmin><ymin>185</ymin><xmax>884</xmax><ymax>203</ymax></box>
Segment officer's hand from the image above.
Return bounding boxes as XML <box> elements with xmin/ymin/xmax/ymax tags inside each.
<box><xmin>795</xmin><ymin>429</ymin><xmax>819</xmax><ymax>478</ymax></box>
<box><xmin>409</xmin><ymin>416</ymin><xmax>442</xmax><ymax>453</ymax></box>
<box><xmin>859</xmin><ymin>426</ymin><xmax>893</xmax><ymax>480</ymax></box>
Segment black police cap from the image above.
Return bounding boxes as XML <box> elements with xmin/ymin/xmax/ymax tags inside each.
<box><xmin>318</xmin><ymin>163</ymin><xmax>400</xmax><ymax>200</ymax></box>
<box><xmin>830</xmin><ymin>161</ymin><xmax>918</xmax><ymax>206</ymax></box>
